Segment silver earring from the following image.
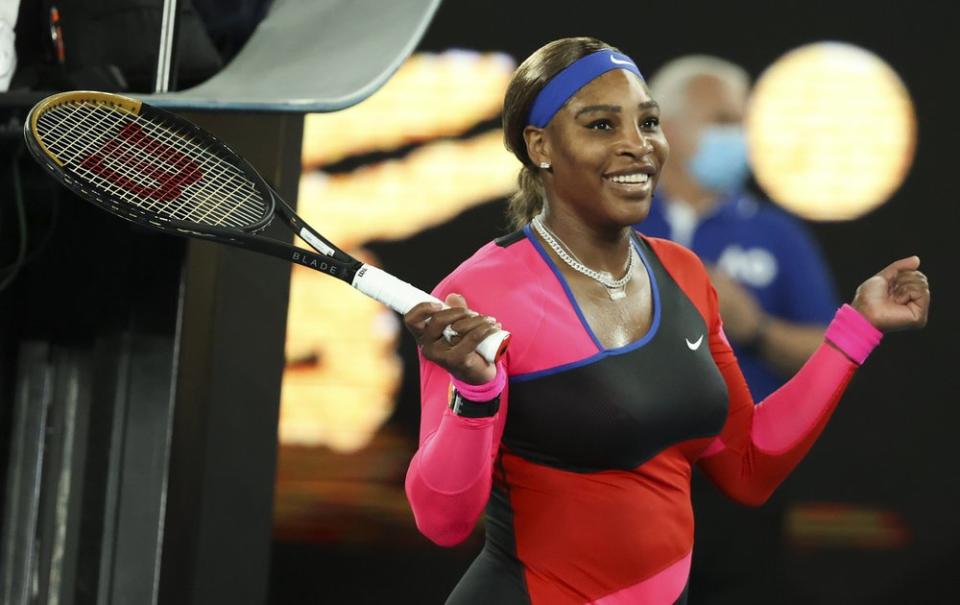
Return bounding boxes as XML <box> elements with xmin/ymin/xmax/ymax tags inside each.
<box><xmin>539</xmin><ymin>162</ymin><xmax>551</xmax><ymax>170</ymax></box>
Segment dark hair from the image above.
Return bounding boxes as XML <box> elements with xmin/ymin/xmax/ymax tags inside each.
<box><xmin>502</xmin><ymin>37</ymin><xmax>621</xmax><ymax>229</ymax></box>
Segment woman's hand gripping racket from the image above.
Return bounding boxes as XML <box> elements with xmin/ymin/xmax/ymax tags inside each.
<box><xmin>24</xmin><ymin>91</ymin><xmax>510</xmax><ymax>363</ymax></box>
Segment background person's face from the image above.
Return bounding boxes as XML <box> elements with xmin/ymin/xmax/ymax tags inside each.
<box><xmin>663</xmin><ymin>74</ymin><xmax>747</xmax><ymax>171</ymax></box>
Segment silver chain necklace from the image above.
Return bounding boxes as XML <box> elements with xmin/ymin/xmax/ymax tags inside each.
<box><xmin>531</xmin><ymin>215</ymin><xmax>635</xmax><ymax>300</ymax></box>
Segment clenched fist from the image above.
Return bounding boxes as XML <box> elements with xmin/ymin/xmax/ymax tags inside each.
<box><xmin>851</xmin><ymin>256</ymin><xmax>930</xmax><ymax>332</ymax></box>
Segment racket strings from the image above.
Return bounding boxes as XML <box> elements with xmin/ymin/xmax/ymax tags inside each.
<box><xmin>40</xmin><ymin>104</ymin><xmax>264</xmax><ymax>227</ymax></box>
<box><xmin>41</xmin><ymin>105</ymin><xmax>242</xmax><ymax>194</ymax></box>
<box><xmin>41</xmin><ymin>108</ymin><xmax>262</xmax><ymax>229</ymax></box>
<box><xmin>35</xmin><ymin>101</ymin><xmax>268</xmax><ymax>229</ymax></box>
<box><xmin>39</xmin><ymin>104</ymin><xmax>260</xmax><ymax>225</ymax></box>
<box><xmin>119</xmin><ymin>113</ymin><xmax>263</xmax><ymax>225</ymax></box>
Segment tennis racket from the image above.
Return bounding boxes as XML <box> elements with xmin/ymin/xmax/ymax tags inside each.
<box><xmin>23</xmin><ymin>91</ymin><xmax>510</xmax><ymax>363</ymax></box>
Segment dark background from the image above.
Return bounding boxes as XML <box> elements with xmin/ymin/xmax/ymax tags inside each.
<box><xmin>274</xmin><ymin>1</ymin><xmax>958</xmax><ymax>603</ymax></box>
<box><xmin>0</xmin><ymin>1</ymin><xmax>955</xmax><ymax>603</ymax></box>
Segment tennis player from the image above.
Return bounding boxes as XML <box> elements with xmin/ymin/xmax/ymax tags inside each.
<box><xmin>403</xmin><ymin>37</ymin><xmax>930</xmax><ymax>605</ymax></box>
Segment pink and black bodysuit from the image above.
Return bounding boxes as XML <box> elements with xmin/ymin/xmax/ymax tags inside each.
<box><xmin>405</xmin><ymin>227</ymin><xmax>881</xmax><ymax>605</ymax></box>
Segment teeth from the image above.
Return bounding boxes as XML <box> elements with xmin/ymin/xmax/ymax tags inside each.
<box><xmin>608</xmin><ymin>173</ymin><xmax>650</xmax><ymax>184</ymax></box>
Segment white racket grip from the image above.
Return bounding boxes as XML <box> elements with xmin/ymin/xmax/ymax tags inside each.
<box><xmin>351</xmin><ymin>264</ymin><xmax>510</xmax><ymax>364</ymax></box>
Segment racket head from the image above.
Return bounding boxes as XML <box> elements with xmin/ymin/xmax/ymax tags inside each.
<box><xmin>24</xmin><ymin>91</ymin><xmax>277</xmax><ymax>237</ymax></box>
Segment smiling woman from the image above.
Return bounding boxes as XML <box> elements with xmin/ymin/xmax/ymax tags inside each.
<box><xmin>400</xmin><ymin>37</ymin><xmax>930</xmax><ymax>605</ymax></box>
<box><xmin>524</xmin><ymin>70</ymin><xmax>665</xmax><ymax>233</ymax></box>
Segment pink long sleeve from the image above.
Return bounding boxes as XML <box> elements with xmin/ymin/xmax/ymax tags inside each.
<box><xmin>403</xmin><ymin>239</ymin><xmax>549</xmax><ymax>546</ymax></box>
<box><xmin>404</xmin><ymin>353</ymin><xmax>509</xmax><ymax>546</ymax></box>
<box><xmin>698</xmin><ymin>302</ymin><xmax>882</xmax><ymax>505</ymax></box>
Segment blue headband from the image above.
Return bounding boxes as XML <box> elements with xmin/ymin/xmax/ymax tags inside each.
<box><xmin>527</xmin><ymin>49</ymin><xmax>643</xmax><ymax>128</ymax></box>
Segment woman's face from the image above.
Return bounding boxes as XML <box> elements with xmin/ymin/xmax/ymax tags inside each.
<box><xmin>528</xmin><ymin>70</ymin><xmax>669</xmax><ymax>229</ymax></box>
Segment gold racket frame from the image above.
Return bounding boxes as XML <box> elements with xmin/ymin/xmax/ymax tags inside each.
<box><xmin>29</xmin><ymin>91</ymin><xmax>144</xmax><ymax>167</ymax></box>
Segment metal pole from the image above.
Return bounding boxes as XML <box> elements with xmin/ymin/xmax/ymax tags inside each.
<box><xmin>154</xmin><ymin>0</ymin><xmax>181</xmax><ymax>93</ymax></box>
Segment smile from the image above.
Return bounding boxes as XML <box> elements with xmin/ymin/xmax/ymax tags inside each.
<box><xmin>605</xmin><ymin>173</ymin><xmax>650</xmax><ymax>184</ymax></box>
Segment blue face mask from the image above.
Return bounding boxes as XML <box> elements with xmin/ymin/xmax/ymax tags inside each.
<box><xmin>687</xmin><ymin>125</ymin><xmax>751</xmax><ymax>194</ymax></box>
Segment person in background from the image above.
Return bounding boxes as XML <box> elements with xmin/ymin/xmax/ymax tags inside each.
<box><xmin>637</xmin><ymin>55</ymin><xmax>838</xmax><ymax>602</ymax></box>
<box><xmin>639</xmin><ymin>55</ymin><xmax>836</xmax><ymax>400</ymax></box>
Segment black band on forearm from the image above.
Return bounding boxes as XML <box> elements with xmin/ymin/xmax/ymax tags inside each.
<box><xmin>449</xmin><ymin>389</ymin><xmax>501</xmax><ymax>418</ymax></box>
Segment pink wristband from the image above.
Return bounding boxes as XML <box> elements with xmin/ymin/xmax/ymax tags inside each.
<box><xmin>450</xmin><ymin>361</ymin><xmax>506</xmax><ymax>402</ymax></box>
<box><xmin>825</xmin><ymin>304</ymin><xmax>883</xmax><ymax>365</ymax></box>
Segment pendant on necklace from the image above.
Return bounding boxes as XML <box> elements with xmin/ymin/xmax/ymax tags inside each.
<box><xmin>607</xmin><ymin>286</ymin><xmax>627</xmax><ymax>300</ymax></box>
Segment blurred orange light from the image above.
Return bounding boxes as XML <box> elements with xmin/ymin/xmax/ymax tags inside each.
<box><xmin>297</xmin><ymin>130</ymin><xmax>521</xmax><ymax>251</ymax></box>
<box><xmin>301</xmin><ymin>50</ymin><xmax>516</xmax><ymax>167</ymax></box>
<box><xmin>280</xmin><ymin>250</ymin><xmax>403</xmax><ymax>452</ymax></box>
<box><xmin>746</xmin><ymin>42</ymin><xmax>916</xmax><ymax>220</ymax></box>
